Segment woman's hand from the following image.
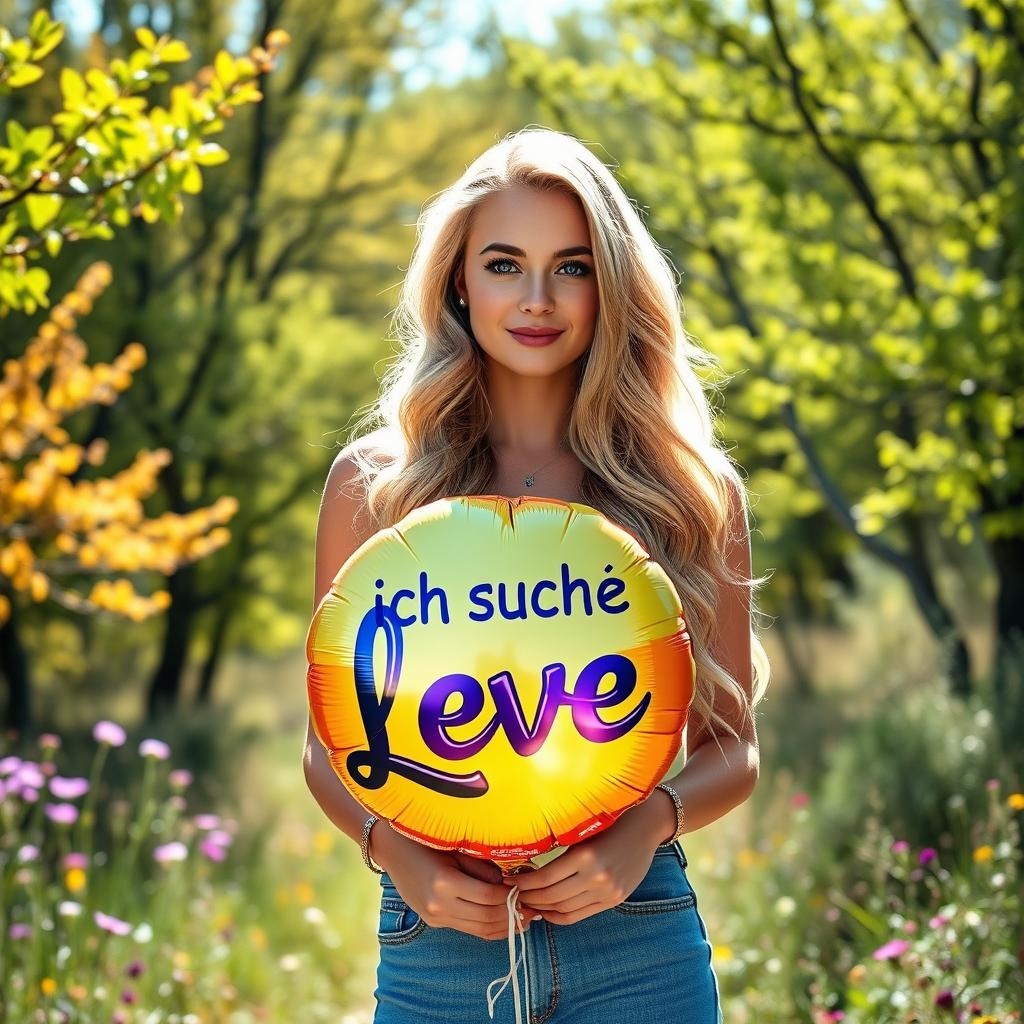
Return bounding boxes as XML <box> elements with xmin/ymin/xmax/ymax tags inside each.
<box><xmin>502</xmin><ymin>802</ymin><xmax>664</xmax><ymax>925</ymax></box>
<box><xmin>371</xmin><ymin>822</ymin><xmax>543</xmax><ymax>941</ymax></box>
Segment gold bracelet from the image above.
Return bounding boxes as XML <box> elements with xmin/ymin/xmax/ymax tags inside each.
<box><xmin>653</xmin><ymin>782</ymin><xmax>685</xmax><ymax>845</ymax></box>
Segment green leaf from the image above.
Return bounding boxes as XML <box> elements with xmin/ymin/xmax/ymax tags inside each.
<box><xmin>214</xmin><ymin>50</ymin><xmax>238</xmax><ymax>87</ymax></box>
<box><xmin>31</xmin><ymin>22</ymin><xmax>64</xmax><ymax>60</ymax></box>
<box><xmin>6</xmin><ymin>64</ymin><xmax>44</xmax><ymax>89</ymax></box>
<box><xmin>158</xmin><ymin>40</ymin><xmax>190</xmax><ymax>63</ymax></box>
<box><xmin>25</xmin><ymin>193</ymin><xmax>62</xmax><ymax>231</ymax></box>
<box><xmin>193</xmin><ymin>142</ymin><xmax>229</xmax><ymax>166</ymax></box>
<box><xmin>61</xmin><ymin>67</ymin><xmax>86</xmax><ymax>108</ymax></box>
<box><xmin>135</xmin><ymin>26</ymin><xmax>157</xmax><ymax>51</ymax></box>
<box><xmin>44</xmin><ymin>229</ymin><xmax>63</xmax><ymax>258</ymax></box>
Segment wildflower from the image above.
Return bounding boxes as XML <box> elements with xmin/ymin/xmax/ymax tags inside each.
<box><xmin>38</xmin><ymin>733</ymin><xmax>61</xmax><ymax>750</ymax></box>
<box><xmin>193</xmin><ymin>813</ymin><xmax>221</xmax><ymax>830</ymax></box>
<box><xmin>934</xmin><ymin>990</ymin><xmax>955</xmax><ymax>1009</ymax></box>
<box><xmin>200</xmin><ymin>837</ymin><xmax>227</xmax><ymax>862</ymax></box>
<box><xmin>1007</xmin><ymin>793</ymin><xmax>1024</xmax><ymax>811</ymax></box>
<box><xmin>985</xmin><ymin>778</ymin><xmax>999</xmax><ymax>790</ymax></box>
<box><xmin>0</xmin><ymin>755</ymin><xmax>23</xmax><ymax>774</ymax></box>
<box><xmin>9</xmin><ymin>922</ymin><xmax>31</xmax><ymax>939</ymax></box>
<box><xmin>775</xmin><ymin>896</ymin><xmax>797</xmax><ymax>918</ymax></box>
<box><xmin>169</xmin><ymin>768</ymin><xmax>193</xmax><ymax>789</ymax></box>
<box><xmin>19</xmin><ymin>786</ymin><xmax>39</xmax><ymax>802</ymax></box>
<box><xmin>903</xmin><ymin>920</ymin><xmax>918</xmax><ymax>934</ymax></box>
<box><xmin>17</xmin><ymin>844</ymin><xmax>39</xmax><ymax>863</ymax></box>
<box><xmin>891</xmin><ymin>839</ymin><xmax>909</xmax><ymax>854</ymax></box>
<box><xmin>918</xmin><ymin>847</ymin><xmax>937</xmax><ymax>865</ymax></box>
<box><xmin>971</xmin><ymin>1017</ymin><xmax>999</xmax><ymax>1024</ymax></box>
<box><xmin>973</xmin><ymin>846</ymin><xmax>993</xmax><ymax>862</ymax></box>
<box><xmin>41</xmin><ymin>978</ymin><xmax>57</xmax><ymax>996</ymax></box>
<box><xmin>121</xmin><ymin>988</ymin><xmax>137</xmax><ymax>1004</ymax></box>
<box><xmin>207</xmin><ymin>828</ymin><xmax>233</xmax><ymax>848</ymax></box>
<box><xmin>63</xmin><ymin>852</ymin><xmax>89</xmax><ymax>870</ymax></box>
<box><xmin>125</xmin><ymin>960</ymin><xmax>145</xmax><ymax>978</ymax></box>
<box><xmin>279</xmin><ymin>953</ymin><xmax>301</xmax><ymax>972</ymax></box>
<box><xmin>16</xmin><ymin>762</ymin><xmax>45</xmax><ymax>788</ymax></box>
<box><xmin>139</xmin><ymin>738</ymin><xmax>170</xmax><ymax>760</ymax></box>
<box><xmin>790</xmin><ymin>792</ymin><xmax>810</xmax><ymax>809</ymax></box>
<box><xmin>65</xmin><ymin>868</ymin><xmax>87</xmax><ymax>893</ymax></box>
<box><xmin>93</xmin><ymin>720</ymin><xmax>126</xmax><ymax>747</ymax></box>
<box><xmin>133</xmin><ymin>922</ymin><xmax>153</xmax><ymax>943</ymax></box>
<box><xmin>45</xmin><ymin>802</ymin><xmax>79</xmax><ymax>825</ymax></box>
<box><xmin>49</xmin><ymin>776</ymin><xmax>89</xmax><ymax>800</ymax></box>
<box><xmin>304</xmin><ymin>906</ymin><xmax>327</xmax><ymax>926</ymax></box>
<box><xmin>94</xmin><ymin>911</ymin><xmax>133</xmax><ymax>936</ymax></box>
<box><xmin>57</xmin><ymin>901</ymin><xmax>83</xmax><ymax>917</ymax></box>
<box><xmin>872</xmin><ymin>939</ymin><xmax>910</xmax><ymax>960</ymax></box>
<box><xmin>153</xmin><ymin>841</ymin><xmax>188</xmax><ymax>864</ymax></box>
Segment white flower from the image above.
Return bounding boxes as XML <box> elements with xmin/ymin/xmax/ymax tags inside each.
<box><xmin>304</xmin><ymin>906</ymin><xmax>327</xmax><ymax>926</ymax></box>
<box><xmin>279</xmin><ymin>954</ymin><xmax>301</xmax><ymax>972</ymax></box>
<box><xmin>57</xmin><ymin>901</ymin><xmax>82</xmax><ymax>917</ymax></box>
<box><xmin>774</xmin><ymin>896</ymin><xmax>796</xmax><ymax>918</ymax></box>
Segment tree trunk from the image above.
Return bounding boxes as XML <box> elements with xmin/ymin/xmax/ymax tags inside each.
<box><xmin>145</xmin><ymin>563</ymin><xmax>196</xmax><ymax>720</ymax></box>
<box><xmin>195</xmin><ymin>598</ymin><xmax>234</xmax><ymax>705</ymax></box>
<box><xmin>0</xmin><ymin>594</ymin><xmax>32</xmax><ymax>736</ymax></box>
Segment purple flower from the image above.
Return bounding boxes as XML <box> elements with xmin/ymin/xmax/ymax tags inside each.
<box><xmin>63</xmin><ymin>852</ymin><xmax>89</xmax><ymax>870</ymax></box>
<box><xmin>8</xmin><ymin>922</ymin><xmax>31</xmax><ymax>939</ymax></box>
<box><xmin>125</xmin><ymin>960</ymin><xmax>145</xmax><ymax>978</ymax></box>
<box><xmin>207</xmin><ymin>828</ymin><xmax>233</xmax><ymax>847</ymax></box>
<box><xmin>44</xmin><ymin>802</ymin><xmax>79</xmax><ymax>825</ymax></box>
<box><xmin>891</xmin><ymin>839</ymin><xmax>909</xmax><ymax>854</ymax></box>
<box><xmin>919</xmin><ymin>847</ymin><xmax>937</xmax><ymax>865</ymax></box>
<box><xmin>15</xmin><ymin>762</ymin><xmax>45</xmax><ymax>789</ymax></box>
<box><xmin>38</xmin><ymin>733</ymin><xmax>61</xmax><ymax>750</ymax></box>
<box><xmin>120</xmin><ymin>988</ymin><xmax>137</xmax><ymax>1005</ymax></box>
<box><xmin>138</xmin><ymin>738</ymin><xmax>170</xmax><ymax>760</ymax></box>
<box><xmin>872</xmin><ymin>939</ymin><xmax>911</xmax><ymax>960</ymax></box>
<box><xmin>168</xmin><ymin>768</ymin><xmax>193</xmax><ymax>789</ymax></box>
<box><xmin>16</xmin><ymin>845</ymin><xmax>39</xmax><ymax>863</ymax></box>
<box><xmin>113</xmin><ymin>1012</ymin><xmax>127</xmax><ymax>1024</ymax></box>
<box><xmin>49</xmin><ymin>776</ymin><xmax>90</xmax><ymax>800</ymax></box>
<box><xmin>934</xmin><ymin>990</ymin><xmax>955</xmax><ymax>1009</ymax></box>
<box><xmin>200</xmin><ymin>837</ymin><xmax>228</xmax><ymax>862</ymax></box>
<box><xmin>193</xmin><ymin>813</ymin><xmax>221</xmax><ymax>830</ymax></box>
<box><xmin>93</xmin><ymin>720</ymin><xmax>126</xmax><ymax>747</ymax></box>
<box><xmin>94</xmin><ymin>911</ymin><xmax>133</xmax><ymax>936</ymax></box>
<box><xmin>0</xmin><ymin>755</ymin><xmax>23</xmax><ymax>775</ymax></box>
<box><xmin>19</xmin><ymin>786</ymin><xmax>39</xmax><ymax>803</ymax></box>
<box><xmin>929</xmin><ymin>913</ymin><xmax>951</xmax><ymax>929</ymax></box>
<box><xmin>153</xmin><ymin>841</ymin><xmax>188</xmax><ymax>864</ymax></box>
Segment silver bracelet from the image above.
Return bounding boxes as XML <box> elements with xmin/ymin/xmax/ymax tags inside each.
<box><xmin>653</xmin><ymin>782</ymin><xmax>686</xmax><ymax>845</ymax></box>
<box><xmin>361</xmin><ymin>813</ymin><xmax>386</xmax><ymax>874</ymax></box>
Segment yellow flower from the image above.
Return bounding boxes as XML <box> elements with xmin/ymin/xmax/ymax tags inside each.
<box><xmin>847</xmin><ymin>964</ymin><xmax>867</xmax><ymax>985</ymax></box>
<box><xmin>249</xmin><ymin>925</ymin><xmax>268</xmax><ymax>950</ymax></box>
<box><xmin>971</xmin><ymin>1017</ymin><xmax>999</xmax><ymax>1024</ymax></box>
<box><xmin>293</xmin><ymin>880</ymin><xmax>315</xmax><ymax>905</ymax></box>
<box><xmin>973</xmin><ymin>845</ymin><xmax>994</xmax><ymax>862</ymax></box>
<box><xmin>274</xmin><ymin>886</ymin><xmax>291</xmax><ymax>908</ymax></box>
<box><xmin>65</xmin><ymin>867</ymin><xmax>86</xmax><ymax>893</ymax></box>
<box><xmin>1007</xmin><ymin>792</ymin><xmax>1024</xmax><ymax>811</ymax></box>
<box><xmin>712</xmin><ymin>944</ymin><xmax>733</xmax><ymax>962</ymax></box>
<box><xmin>313</xmin><ymin>830</ymin><xmax>334</xmax><ymax>855</ymax></box>
<box><xmin>173</xmin><ymin>950</ymin><xmax>191</xmax><ymax>969</ymax></box>
<box><xmin>40</xmin><ymin>978</ymin><xmax>57</xmax><ymax>996</ymax></box>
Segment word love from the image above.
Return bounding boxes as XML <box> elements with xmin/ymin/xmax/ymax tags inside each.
<box><xmin>346</xmin><ymin>604</ymin><xmax>651</xmax><ymax>799</ymax></box>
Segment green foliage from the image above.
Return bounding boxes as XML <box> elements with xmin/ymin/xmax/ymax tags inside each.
<box><xmin>0</xmin><ymin>12</ymin><xmax>281</xmax><ymax>315</ymax></box>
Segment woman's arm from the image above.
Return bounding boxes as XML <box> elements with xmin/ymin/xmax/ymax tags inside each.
<box><xmin>301</xmin><ymin>448</ymin><xmax>405</xmax><ymax>871</ymax></box>
<box><xmin>629</xmin><ymin>473</ymin><xmax>761</xmax><ymax>848</ymax></box>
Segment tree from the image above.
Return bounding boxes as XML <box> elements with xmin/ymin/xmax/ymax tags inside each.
<box><xmin>0</xmin><ymin>12</ymin><xmax>287</xmax><ymax>732</ymax></box>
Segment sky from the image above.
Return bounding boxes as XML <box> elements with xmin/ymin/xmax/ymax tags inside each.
<box><xmin>53</xmin><ymin>0</ymin><xmax>607</xmax><ymax>90</ymax></box>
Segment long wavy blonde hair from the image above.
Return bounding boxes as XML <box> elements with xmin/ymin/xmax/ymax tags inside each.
<box><xmin>347</xmin><ymin>126</ymin><xmax>771</xmax><ymax>757</ymax></box>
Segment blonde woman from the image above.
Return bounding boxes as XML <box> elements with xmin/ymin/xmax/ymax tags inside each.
<box><xmin>303</xmin><ymin>127</ymin><xmax>770</xmax><ymax>1024</ymax></box>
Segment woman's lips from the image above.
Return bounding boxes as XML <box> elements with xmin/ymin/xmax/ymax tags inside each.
<box><xmin>507</xmin><ymin>329</ymin><xmax>564</xmax><ymax>347</ymax></box>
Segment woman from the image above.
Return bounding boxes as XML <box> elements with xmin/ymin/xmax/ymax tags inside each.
<box><xmin>303</xmin><ymin>127</ymin><xmax>771</xmax><ymax>1024</ymax></box>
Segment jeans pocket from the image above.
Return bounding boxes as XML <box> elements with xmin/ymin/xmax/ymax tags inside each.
<box><xmin>377</xmin><ymin>878</ymin><xmax>428</xmax><ymax>944</ymax></box>
<box><xmin>613</xmin><ymin>843</ymin><xmax>697</xmax><ymax>915</ymax></box>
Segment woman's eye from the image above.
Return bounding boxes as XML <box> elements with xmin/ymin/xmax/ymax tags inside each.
<box><xmin>483</xmin><ymin>258</ymin><xmax>591</xmax><ymax>277</ymax></box>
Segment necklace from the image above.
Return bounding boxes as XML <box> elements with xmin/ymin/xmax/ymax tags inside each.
<box><xmin>523</xmin><ymin>443</ymin><xmax>567</xmax><ymax>488</ymax></box>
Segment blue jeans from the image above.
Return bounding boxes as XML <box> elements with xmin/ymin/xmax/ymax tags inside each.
<box><xmin>372</xmin><ymin>840</ymin><xmax>724</xmax><ymax>1023</ymax></box>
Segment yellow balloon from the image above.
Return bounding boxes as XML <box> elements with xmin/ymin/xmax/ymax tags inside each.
<box><xmin>306</xmin><ymin>495</ymin><xmax>695</xmax><ymax>871</ymax></box>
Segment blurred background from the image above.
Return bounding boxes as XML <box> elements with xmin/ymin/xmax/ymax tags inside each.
<box><xmin>1</xmin><ymin>0</ymin><xmax>1021</xmax><ymax>1021</ymax></box>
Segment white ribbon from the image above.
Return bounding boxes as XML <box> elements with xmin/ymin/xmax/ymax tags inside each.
<box><xmin>485</xmin><ymin>883</ymin><xmax>532</xmax><ymax>1023</ymax></box>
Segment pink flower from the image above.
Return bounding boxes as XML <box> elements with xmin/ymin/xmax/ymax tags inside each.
<box><xmin>903</xmin><ymin>920</ymin><xmax>918</xmax><ymax>934</ymax></box>
<box><xmin>138</xmin><ymin>738</ymin><xmax>170</xmax><ymax>760</ymax></box>
<box><xmin>94</xmin><ymin>911</ymin><xmax>133</xmax><ymax>935</ymax></box>
<box><xmin>15</xmin><ymin>762</ymin><xmax>45</xmax><ymax>789</ymax></box>
<box><xmin>200</xmin><ymin>837</ymin><xmax>228</xmax><ymax>862</ymax></box>
<box><xmin>16</xmin><ymin>845</ymin><xmax>39</xmax><ymax>863</ymax></box>
<box><xmin>918</xmin><ymin>847</ymin><xmax>937</xmax><ymax>865</ymax></box>
<box><xmin>986</xmin><ymin>778</ymin><xmax>999</xmax><ymax>791</ymax></box>
<box><xmin>168</xmin><ymin>768</ymin><xmax>193</xmax><ymax>789</ymax></box>
<box><xmin>872</xmin><ymin>939</ymin><xmax>910</xmax><ymax>960</ymax></box>
<box><xmin>0</xmin><ymin>756</ymin><xmax>23</xmax><ymax>775</ymax></box>
<box><xmin>790</xmin><ymin>792</ymin><xmax>810</xmax><ymax>809</ymax></box>
<box><xmin>934</xmin><ymin>989</ymin><xmax>955</xmax><ymax>1009</ymax></box>
<box><xmin>93</xmin><ymin>720</ymin><xmax>126</xmax><ymax>747</ymax></box>
<box><xmin>891</xmin><ymin>839</ymin><xmax>909</xmax><ymax>854</ymax></box>
<box><xmin>8</xmin><ymin>923</ymin><xmax>31</xmax><ymax>939</ymax></box>
<box><xmin>48</xmin><ymin>776</ymin><xmax>89</xmax><ymax>800</ymax></box>
<box><xmin>153</xmin><ymin>842</ymin><xmax>188</xmax><ymax>864</ymax></box>
<box><xmin>929</xmin><ymin>913</ymin><xmax>950</xmax><ymax>929</ymax></box>
<box><xmin>19</xmin><ymin>786</ymin><xmax>39</xmax><ymax>803</ymax></box>
<box><xmin>38</xmin><ymin>733</ymin><xmax>61</xmax><ymax>750</ymax></box>
<box><xmin>44</xmin><ymin>802</ymin><xmax>79</xmax><ymax>825</ymax></box>
<box><xmin>63</xmin><ymin>852</ymin><xmax>89</xmax><ymax>870</ymax></box>
<box><xmin>207</xmin><ymin>829</ymin><xmax>233</xmax><ymax>849</ymax></box>
<box><xmin>193</xmin><ymin>813</ymin><xmax>221</xmax><ymax>830</ymax></box>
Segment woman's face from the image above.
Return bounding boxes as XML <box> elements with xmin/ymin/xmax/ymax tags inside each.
<box><xmin>455</xmin><ymin>184</ymin><xmax>599</xmax><ymax>378</ymax></box>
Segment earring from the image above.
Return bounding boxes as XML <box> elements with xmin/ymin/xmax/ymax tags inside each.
<box><xmin>458</xmin><ymin>297</ymin><xmax>467</xmax><ymax>307</ymax></box>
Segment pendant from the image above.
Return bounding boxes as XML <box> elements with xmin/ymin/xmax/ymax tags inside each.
<box><xmin>525</xmin><ymin>475</ymin><xmax>535</xmax><ymax>487</ymax></box>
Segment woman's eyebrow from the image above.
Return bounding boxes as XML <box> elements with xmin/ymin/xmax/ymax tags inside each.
<box><xmin>478</xmin><ymin>242</ymin><xmax>593</xmax><ymax>258</ymax></box>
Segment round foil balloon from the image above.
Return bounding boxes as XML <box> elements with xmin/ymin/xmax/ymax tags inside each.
<box><xmin>306</xmin><ymin>494</ymin><xmax>695</xmax><ymax>872</ymax></box>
